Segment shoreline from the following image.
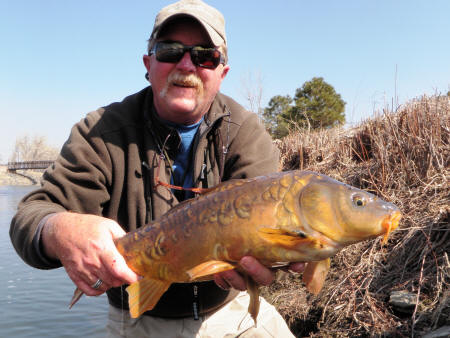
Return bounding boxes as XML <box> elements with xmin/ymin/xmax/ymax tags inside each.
<box><xmin>0</xmin><ymin>165</ymin><xmax>42</xmax><ymax>186</ymax></box>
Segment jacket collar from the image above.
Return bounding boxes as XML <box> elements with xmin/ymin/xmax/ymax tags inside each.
<box><xmin>198</xmin><ymin>93</ymin><xmax>231</xmax><ymax>139</ymax></box>
<box><xmin>143</xmin><ymin>89</ymin><xmax>179</xmax><ymax>158</ymax></box>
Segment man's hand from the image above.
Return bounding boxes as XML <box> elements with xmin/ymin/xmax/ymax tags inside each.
<box><xmin>41</xmin><ymin>212</ymin><xmax>139</xmax><ymax>296</ymax></box>
<box><xmin>214</xmin><ymin>256</ymin><xmax>305</xmax><ymax>291</ymax></box>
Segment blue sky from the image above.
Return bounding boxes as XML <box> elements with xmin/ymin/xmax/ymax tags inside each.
<box><xmin>1</xmin><ymin>0</ymin><xmax>449</xmax><ymax>162</ymax></box>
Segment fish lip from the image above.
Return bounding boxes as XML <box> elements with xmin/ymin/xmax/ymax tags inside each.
<box><xmin>381</xmin><ymin>210</ymin><xmax>402</xmax><ymax>243</ymax></box>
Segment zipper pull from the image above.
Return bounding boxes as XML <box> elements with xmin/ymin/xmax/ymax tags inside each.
<box><xmin>222</xmin><ymin>145</ymin><xmax>228</xmax><ymax>155</ymax></box>
<box><xmin>200</xmin><ymin>163</ymin><xmax>207</xmax><ymax>180</ymax></box>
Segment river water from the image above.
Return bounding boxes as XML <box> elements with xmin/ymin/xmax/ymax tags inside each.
<box><xmin>0</xmin><ymin>186</ymin><xmax>108</xmax><ymax>337</ymax></box>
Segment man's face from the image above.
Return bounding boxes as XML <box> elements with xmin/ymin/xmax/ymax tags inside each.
<box><xmin>143</xmin><ymin>19</ymin><xmax>229</xmax><ymax>125</ymax></box>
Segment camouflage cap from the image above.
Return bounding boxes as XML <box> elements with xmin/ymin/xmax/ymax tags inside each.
<box><xmin>149</xmin><ymin>0</ymin><xmax>226</xmax><ymax>47</ymax></box>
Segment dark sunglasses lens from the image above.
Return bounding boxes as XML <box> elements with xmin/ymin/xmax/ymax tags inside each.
<box><xmin>154</xmin><ymin>42</ymin><xmax>222</xmax><ymax>69</ymax></box>
<box><xmin>155</xmin><ymin>42</ymin><xmax>184</xmax><ymax>63</ymax></box>
<box><xmin>191</xmin><ymin>47</ymin><xmax>221</xmax><ymax>69</ymax></box>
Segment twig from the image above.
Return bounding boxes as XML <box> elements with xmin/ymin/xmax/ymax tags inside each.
<box><xmin>411</xmin><ymin>252</ymin><xmax>426</xmax><ymax>337</ymax></box>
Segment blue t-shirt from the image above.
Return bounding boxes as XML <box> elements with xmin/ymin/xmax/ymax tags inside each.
<box><xmin>166</xmin><ymin>118</ymin><xmax>203</xmax><ymax>200</ymax></box>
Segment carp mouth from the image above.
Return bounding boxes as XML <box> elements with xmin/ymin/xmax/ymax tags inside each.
<box><xmin>381</xmin><ymin>210</ymin><xmax>402</xmax><ymax>244</ymax></box>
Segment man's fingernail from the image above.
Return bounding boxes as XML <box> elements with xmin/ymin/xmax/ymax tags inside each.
<box><xmin>240</xmin><ymin>257</ymin><xmax>251</xmax><ymax>270</ymax></box>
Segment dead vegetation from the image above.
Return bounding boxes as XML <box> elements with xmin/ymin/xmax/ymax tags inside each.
<box><xmin>264</xmin><ymin>95</ymin><xmax>449</xmax><ymax>337</ymax></box>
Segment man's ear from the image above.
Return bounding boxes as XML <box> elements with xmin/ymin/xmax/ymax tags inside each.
<box><xmin>143</xmin><ymin>55</ymin><xmax>151</xmax><ymax>73</ymax></box>
<box><xmin>220</xmin><ymin>64</ymin><xmax>230</xmax><ymax>80</ymax></box>
<box><xmin>143</xmin><ymin>55</ymin><xmax>152</xmax><ymax>82</ymax></box>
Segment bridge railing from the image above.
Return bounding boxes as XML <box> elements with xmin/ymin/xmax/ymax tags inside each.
<box><xmin>7</xmin><ymin>161</ymin><xmax>55</xmax><ymax>171</ymax></box>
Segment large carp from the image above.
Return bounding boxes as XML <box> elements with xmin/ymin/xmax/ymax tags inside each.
<box><xmin>70</xmin><ymin>170</ymin><xmax>401</xmax><ymax>322</ymax></box>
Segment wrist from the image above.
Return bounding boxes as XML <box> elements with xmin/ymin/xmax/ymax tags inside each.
<box><xmin>40</xmin><ymin>212</ymin><xmax>64</xmax><ymax>260</ymax></box>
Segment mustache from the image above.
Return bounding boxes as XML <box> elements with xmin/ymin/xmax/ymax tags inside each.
<box><xmin>168</xmin><ymin>72</ymin><xmax>203</xmax><ymax>88</ymax></box>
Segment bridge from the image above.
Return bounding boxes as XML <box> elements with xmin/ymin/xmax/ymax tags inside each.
<box><xmin>7</xmin><ymin>161</ymin><xmax>54</xmax><ymax>172</ymax></box>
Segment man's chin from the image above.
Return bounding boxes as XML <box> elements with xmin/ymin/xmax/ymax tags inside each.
<box><xmin>168</xmin><ymin>84</ymin><xmax>199</xmax><ymax>97</ymax></box>
<box><xmin>168</xmin><ymin>100</ymin><xmax>197</xmax><ymax>114</ymax></box>
<box><xmin>157</xmin><ymin>90</ymin><xmax>208</xmax><ymax>123</ymax></box>
<box><xmin>164</xmin><ymin>101</ymin><xmax>203</xmax><ymax>124</ymax></box>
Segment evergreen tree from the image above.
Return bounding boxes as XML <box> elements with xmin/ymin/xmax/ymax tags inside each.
<box><xmin>262</xmin><ymin>95</ymin><xmax>292</xmax><ymax>139</ymax></box>
<box><xmin>288</xmin><ymin>77</ymin><xmax>345</xmax><ymax>129</ymax></box>
<box><xmin>263</xmin><ymin>77</ymin><xmax>346</xmax><ymax>138</ymax></box>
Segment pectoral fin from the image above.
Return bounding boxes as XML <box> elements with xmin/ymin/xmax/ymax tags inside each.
<box><xmin>126</xmin><ymin>278</ymin><xmax>171</xmax><ymax>318</ymax></box>
<box><xmin>187</xmin><ymin>260</ymin><xmax>236</xmax><ymax>280</ymax></box>
<box><xmin>258</xmin><ymin>227</ymin><xmax>312</xmax><ymax>247</ymax></box>
<box><xmin>302</xmin><ymin>258</ymin><xmax>331</xmax><ymax>294</ymax></box>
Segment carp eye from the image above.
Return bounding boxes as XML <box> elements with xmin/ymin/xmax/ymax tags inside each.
<box><xmin>352</xmin><ymin>194</ymin><xmax>366</xmax><ymax>207</ymax></box>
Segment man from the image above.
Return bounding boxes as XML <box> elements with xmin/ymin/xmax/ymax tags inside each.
<box><xmin>10</xmin><ymin>0</ymin><xmax>303</xmax><ymax>336</ymax></box>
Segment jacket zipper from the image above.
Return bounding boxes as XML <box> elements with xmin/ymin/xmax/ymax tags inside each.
<box><xmin>141</xmin><ymin>161</ymin><xmax>152</xmax><ymax>224</ymax></box>
<box><xmin>193</xmin><ymin>105</ymin><xmax>231</xmax><ymax>187</ymax></box>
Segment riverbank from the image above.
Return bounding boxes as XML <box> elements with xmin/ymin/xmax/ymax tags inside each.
<box><xmin>264</xmin><ymin>94</ymin><xmax>449</xmax><ymax>337</ymax></box>
<box><xmin>0</xmin><ymin>165</ymin><xmax>42</xmax><ymax>186</ymax></box>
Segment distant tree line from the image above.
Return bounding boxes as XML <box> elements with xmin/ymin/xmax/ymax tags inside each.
<box><xmin>10</xmin><ymin>135</ymin><xmax>59</xmax><ymax>162</ymax></box>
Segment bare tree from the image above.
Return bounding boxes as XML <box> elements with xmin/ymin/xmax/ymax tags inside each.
<box><xmin>240</xmin><ymin>70</ymin><xmax>264</xmax><ymax>119</ymax></box>
<box><xmin>10</xmin><ymin>135</ymin><xmax>59</xmax><ymax>162</ymax></box>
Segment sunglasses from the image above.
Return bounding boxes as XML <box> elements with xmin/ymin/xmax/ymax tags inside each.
<box><xmin>150</xmin><ymin>41</ymin><xmax>225</xmax><ymax>69</ymax></box>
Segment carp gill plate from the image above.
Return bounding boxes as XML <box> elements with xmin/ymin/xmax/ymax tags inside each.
<box><xmin>69</xmin><ymin>170</ymin><xmax>402</xmax><ymax>323</ymax></box>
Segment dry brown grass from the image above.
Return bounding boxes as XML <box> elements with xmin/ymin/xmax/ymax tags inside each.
<box><xmin>264</xmin><ymin>95</ymin><xmax>449</xmax><ymax>337</ymax></box>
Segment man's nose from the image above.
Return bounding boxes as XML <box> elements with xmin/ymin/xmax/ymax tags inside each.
<box><xmin>176</xmin><ymin>51</ymin><xmax>196</xmax><ymax>72</ymax></box>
